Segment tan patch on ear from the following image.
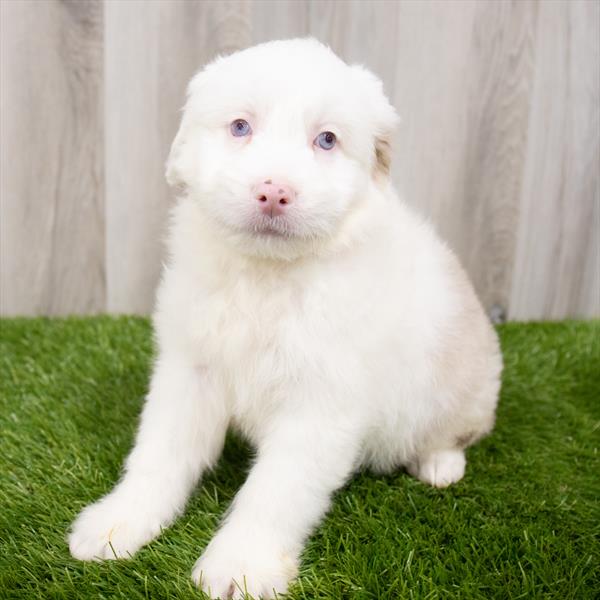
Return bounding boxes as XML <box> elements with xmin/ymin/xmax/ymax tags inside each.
<box><xmin>374</xmin><ymin>137</ymin><xmax>392</xmax><ymax>179</ymax></box>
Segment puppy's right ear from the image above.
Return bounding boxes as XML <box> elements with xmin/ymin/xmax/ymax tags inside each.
<box><xmin>165</xmin><ymin>118</ymin><xmax>188</xmax><ymax>188</ymax></box>
<box><xmin>165</xmin><ymin>69</ymin><xmax>209</xmax><ymax>188</ymax></box>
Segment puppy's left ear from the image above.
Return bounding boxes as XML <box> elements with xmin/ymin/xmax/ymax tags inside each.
<box><xmin>374</xmin><ymin>137</ymin><xmax>393</xmax><ymax>179</ymax></box>
<box><xmin>351</xmin><ymin>66</ymin><xmax>400</xmax><ymax>181</ymax></box>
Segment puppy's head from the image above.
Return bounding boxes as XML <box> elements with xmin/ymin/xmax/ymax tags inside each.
<box><xmin>167</xmin><ymin>38</ymin><xmax>398</xmax><ymax>259</ymax></box>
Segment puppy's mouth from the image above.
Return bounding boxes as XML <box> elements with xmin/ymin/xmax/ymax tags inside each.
<box><xmin>249</xmin><ymin>216</ymin><xmax>295</xmax><ymax>238</ymax></box>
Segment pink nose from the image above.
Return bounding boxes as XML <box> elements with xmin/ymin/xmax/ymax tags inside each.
<box><xmin>253</xmin><ymin>180</ymin><xmax>296</xmax><ymax>218</ymax></box>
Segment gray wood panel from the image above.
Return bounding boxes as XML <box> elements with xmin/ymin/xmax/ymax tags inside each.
<box><xmin>104</xmin><ymin>0</ymin><xmax>165</xmax><ymax>314</ymax></box>
<box><xmin>458</xmin><ymin>0</ymin><xmax>538</xmax><ymax>318</ymax></box>
<box><xmin>509</xmin><ymin>0</ymin><xmax>600</xmax><ymax>319</ymax></box>
<box><xmin>1</xmin><ymin>0</ymin><xmax>598</xmax><ymax>319</ymax></box>
<box><xmin>251</xmin><ymin>0</ymin><xmax>309</xmax><ymax>43</ymax></box>
<box><xmin>0</xmin><ymin>0</ymin><xmax>104</xmax><ymax>315</ymax></box>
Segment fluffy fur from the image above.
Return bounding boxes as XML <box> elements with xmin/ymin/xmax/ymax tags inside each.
<box><xmin>69</xmin><ymin>39</ymin><xmax>502</xmax><ymax>599</ymax></box>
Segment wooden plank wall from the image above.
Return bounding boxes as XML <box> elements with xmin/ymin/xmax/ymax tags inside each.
<box><xmin>1</xmin><ymin>0</ymin><xmax>598</xmax><ymax>320</ymax></box>
<box><xmin>1</xmin><ymin>0</ymin><xmax>105</xmax><ymax>315</ymax></box>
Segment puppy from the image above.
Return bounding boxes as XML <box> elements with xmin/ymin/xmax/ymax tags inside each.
<box><xmin>69</xmin><ymin>39</ymin><xmax>502</xmax><ymax>598</ymax></box>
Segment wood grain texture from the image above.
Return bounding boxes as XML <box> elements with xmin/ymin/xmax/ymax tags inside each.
<box><xmin>1</xmin><ymin>0</ymin><xmax>598</xmax><ymax>318</ymax></box>
<box><xmin>458</xmin><ymin>0</ymin><xmax>538</xmax><ymax>317</ymax></box>
<box><xmin>251</xmin><ymin>0</ymin><xmax>309</xmax><ymax>43</ymax></box>
<box><xmin>0</xmin><ymin>0</ymin><xmax>104</xmax><ymax>315</ymax></box>
<box><xmin>509</xmin><ymin>0</ymin><xmax>600</xmax><ymax>319</ymax></box>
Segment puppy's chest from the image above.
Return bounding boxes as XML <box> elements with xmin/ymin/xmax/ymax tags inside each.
<box><xmin>189</xmin><ymin>274</ymin><xmax>304</xmax><ymax>376</ymax></box>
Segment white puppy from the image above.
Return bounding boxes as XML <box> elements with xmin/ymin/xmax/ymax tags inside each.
<box><xmin>69</xmin><ymin>39</ymin><xmax>502</xmax><ymax>598</ymax></box>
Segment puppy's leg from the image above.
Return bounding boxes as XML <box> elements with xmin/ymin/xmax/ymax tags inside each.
<box><xmin>192</xmin><ymin>413</ymin><xmax>359</xmax><ymax>599</ymax></box>
<box><xmin>69</xmin><ymin>358</ymin><xmax>228</xmax><ymax>560</ymax></box>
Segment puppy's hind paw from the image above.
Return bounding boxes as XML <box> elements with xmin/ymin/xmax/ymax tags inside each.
<box><xmin>408</xmin><ymin>449</ymin><xmax>466</xmax><ymax>488</ymax></box>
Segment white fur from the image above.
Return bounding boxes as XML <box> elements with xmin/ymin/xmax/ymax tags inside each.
<box><xmin>69</xmin><ymin>39</ymin><xmax>502</xmax><ymax>598</ymax></box>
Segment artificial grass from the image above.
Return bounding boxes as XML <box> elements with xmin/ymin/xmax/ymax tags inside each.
<box><xmin>0</xmin><ymin>317</ymin><xmax>598</xmax><ymax>600</ymax></box>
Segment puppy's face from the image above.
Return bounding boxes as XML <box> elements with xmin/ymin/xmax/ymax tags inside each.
<box><xmin>167</xmin><ymin>39</ymin><xmax>398</xmax><ymax>259</ymax></box>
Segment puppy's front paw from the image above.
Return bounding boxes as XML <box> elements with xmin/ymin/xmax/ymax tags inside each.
<box><xmin>192</xmin><ymin>533</ymin><xmax>298</xmax><ymax>599</ymax></box>
<box><xmin>68</xmin><ymin>492</ymin><xmax>165</xmax><ymax>561</ymax></box>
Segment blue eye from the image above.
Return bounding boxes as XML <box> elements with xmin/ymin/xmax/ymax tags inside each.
<box><xmin>315</xmin><ymin>131</ymin><xmax>337</xmax><ymax>150</ymax></box>
<box><xmin>231</xmin><ymin>119</ymin><xmax>252</xmax><ymax>137</ymax></box>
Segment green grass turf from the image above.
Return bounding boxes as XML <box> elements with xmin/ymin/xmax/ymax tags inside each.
<box><xmin>1</xmin><ymin>317</ymin><xmax>598</xmax><ymax>599</ymax></box>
